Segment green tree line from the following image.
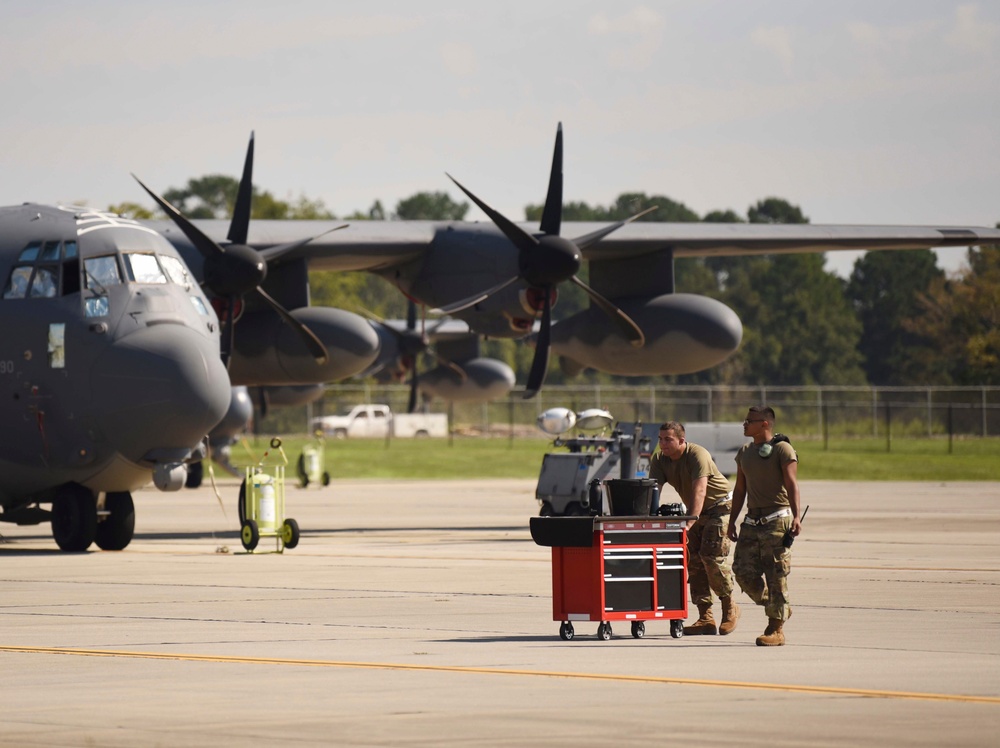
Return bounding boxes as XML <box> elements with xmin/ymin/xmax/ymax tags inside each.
<box><xmin>113</xmin><ymin>176</ymin><xmax>999</xmax><ymax>387</ymax></box>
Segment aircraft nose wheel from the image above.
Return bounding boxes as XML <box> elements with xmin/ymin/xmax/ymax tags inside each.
<box><xmin>630</xmin><ymin>621</ymin><xmax>645</xmax><ymax>639</ymax></box>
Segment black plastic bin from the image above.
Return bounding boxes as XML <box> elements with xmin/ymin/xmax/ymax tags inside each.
<box><xmin>605</xmin><ymin>478</ymin><xmax>657</xmax><ymax>516</ymax></box>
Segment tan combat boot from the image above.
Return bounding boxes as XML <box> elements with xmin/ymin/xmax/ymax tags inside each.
<box><xmin>755</xmin><ymin>618</ymin><xmax>785</xmax><ymax>646</ymax></box>
<box><xmin>718</xmin><ymin>596</ymin><xmax>740</xmax><ymax>635</ymax></box>
<box><xmin>683</xmin><ymin>602</ymin><xmax>717</xmax><ymax>635</ymax></box>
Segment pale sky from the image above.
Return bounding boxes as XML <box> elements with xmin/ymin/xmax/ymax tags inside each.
<box><xmin>1</xmin><ymin>0</ymin><xmax>997</xmax><ymax>278</ymax></box>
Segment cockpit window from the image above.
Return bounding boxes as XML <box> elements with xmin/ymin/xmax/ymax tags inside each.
<box><xmin>39</xmin><ymin>241</ymin><xmax>61</xmax><ymax>262</ymax></box>
<box><xmin>159</xmin><ymin>255</ymin><xmax>191</xmax><ymax>286</ymax></box>
<box><xmin>84</xmin><ymin>255</ymin><xmax>122</xmax><ymax>290</ymax></box>
<box><xmin>18</xmin><ymin>242</ymin><xmax>41</xmax><ymax>262</ymax></box>
<box><xmin>4</xmin><ymin>240</ymin><xmax>81</xmax><ymax>300</ymax></box>
<box><xmin>29</xmin><ymin>267</ymin><xmax>58</xmax><ymax>298</ymax></box>
<box><xmin>3</xmin><ymin>267</ymin><xmax>33</xmax><ymax>299</ymax></box>
<box><xmin>123</xmin><ymin>253</ymin><xmax>167</xmax><ymax>284</ymax></box>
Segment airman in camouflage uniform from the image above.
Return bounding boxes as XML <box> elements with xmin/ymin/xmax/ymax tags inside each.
<box><xmin>649</xmin><ymin>421</ymin><xmax>739</xmax><ymax>635</ymax></box>
<box><xmin>727</xmin><ymin>406</ymin><xmax>802</xmax><ymax>646</ymax></box>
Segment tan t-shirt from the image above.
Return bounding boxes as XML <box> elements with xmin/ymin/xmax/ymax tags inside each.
<box><xmin>735</xmin><ymin>440</ymin><xmax>797</xmax><ymax>512</ymax></box>
<box><xmin>649</xmin><ymin>442</ymin><xmax>731</xmax><ymax>512</ymax></box>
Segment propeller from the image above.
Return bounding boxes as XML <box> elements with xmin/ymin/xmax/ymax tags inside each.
<box><xmin>439</xmin><ymin>123</ymin><xmax>649</xmax><ymax>398</ymax></box>
<box><xmin>364</xmin><ymin>301</ymin><xmax>466</xmax><ymax>413</ymax></box>
<box><xmin>133</xmin><ymin>132</ymin><xmax>348</xmax><ymax>368</ymax></box>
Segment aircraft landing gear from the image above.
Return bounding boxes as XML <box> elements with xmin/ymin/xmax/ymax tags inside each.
<box><xmin>95</xmin><ymin>491</ymin><xmax>135</xmax><ymax>551</ymax></box>
<box><xmin>51</xmin><ymin>484</ymin><xmax>97</xmax><ymax>552</ymax></box>
<box><xmin>185</xmin><ymin>461</ymin><xmax>203</xmax><ymax>489</ymax></box>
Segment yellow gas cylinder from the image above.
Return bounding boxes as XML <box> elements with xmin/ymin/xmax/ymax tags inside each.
<box><xmin>305</xmin><ymin>448</ymin><xmax>319</xmax><ymax>481</ymax></box>
<box><xmin>253</xmin><ymin>472</ymin><xmax>277</xmax><ymax>531</ymax></box>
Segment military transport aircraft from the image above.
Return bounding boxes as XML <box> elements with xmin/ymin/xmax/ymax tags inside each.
<box><xmin>360</xmin><ymin>301</ymin><xmax>515</xmax><ymax>412</ymax></box>
<box><xmin>0</xmin><ymin>204</ymin><xmax>232</xmax><ymax>551</ymax></box>
<box><xmin>141</xmin><ymin>126</ymin><xmax>1000</xmax><ymax>399</ymax></box>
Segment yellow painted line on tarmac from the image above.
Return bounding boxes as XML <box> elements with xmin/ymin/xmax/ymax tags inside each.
<box><xmin>1</xmin><ymin>645</ymin><xmax>998</xmax><ymax>705</ymax></box>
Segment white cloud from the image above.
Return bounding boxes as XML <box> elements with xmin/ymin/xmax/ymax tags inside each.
<box><xmin>750</xmin><ymin>26</ymin><xmax>795</xmax><ymax>76</ymax></box>
<box><xmin>439</xmin><ymin>42</ymin><xmax>479</xmax><ymax>78</ymax></box>
<box><xmin>946</xmin><ymin>3</ymin><xmax>1000</xmax><ymax>57</ymax></box>
<box><xmin>587</xmin><ymin>6</ymin><xmax>665</xmax><ymax>71</ymax></box>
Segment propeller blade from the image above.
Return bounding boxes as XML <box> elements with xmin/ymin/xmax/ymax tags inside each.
<box><xmin>220</xmin><ymin>300</ymin><xmax>237</xmax><ymax>369</ymax></box>
<box><xmin>572</xmin><ymin>205</ymin><xmax>659</xmax><ymax>250</ymax></box>
<box><xmin>446</xmin><ymin>173</ymin><xmax>539</xmax><ymax>255</ymax></box>
<box><xmin>434</xmin><ymin>274</ymin><xmax>521</xmax><ymax>315</ymax></box>
<box><xmin>252</xmin><ymin>287</ymin><xmax>329</xmax><ymax>364</ymax></box>
<box><xmin>228</xmin><ymin>132</ymin><xmax>255</xmax><ymax>245</ymax></box>
<box><xmin>133</xmin><ymin>174</ymin><xmax>226</xmax><ymax>260</ymax></box>
<box><xmin>523</xmin><ymin>287</ymin><xmax>552</xmax><ymax>399</ymax></box>
<box><xmin>258</xmin><ymin>224</ymin><xmax>348</xmax><ymax>263</ymax></box>
<box><xmin>539</xmin><ymin>123</ymin><xmax>563</xmax><ymax>237</ymax></box>
<box><xmin>428</xmin><ymin>351</ymin><xmax>468</xmax><ymax>381</ymax></box>
<box><xmin>406</xmin><ymin>299</ymin><xmax>417</xmax><ymax>331</ymax></box>
<box><xmin>569</xmin><ymin>275</ymin><xmax>645</xmax><ymax>347</ymax></box>
<box><xmin>255</xmin><ymin>385</ymin><xmax>270</xmax><ymax>420</ymax></box>
<box><xmin>408</xmin><ymin>370</ymin><xmax>419</xmax><ymax>413</ymax></box>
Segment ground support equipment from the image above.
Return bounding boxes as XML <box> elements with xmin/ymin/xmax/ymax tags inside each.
<box><xmin>297</xmin><ymin>432</ymin><xmax>330</xmax><ymax>488</ymax></box>
<box><xmin>239</xmin><ymin>438</ymin><xmax>300</xmax><ymax>553</ymax></box>
<box><xmin>530</xmin><ymin>515</ymin><xmax>692</xmax><ymax>641</ymax></box>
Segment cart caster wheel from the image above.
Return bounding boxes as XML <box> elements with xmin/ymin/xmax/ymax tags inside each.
<box><xmin>559</xmin><ymin>622</ymin><xmax>575</xmax><ymax>641</ymax></box>
<box><xmin>597</xmin><ymin>622</ymin><xmax>612</xmax><ymax>641</ymax></box>
<box><xmin>631</xmin><ymin>621</ymin><xmax>645</xmax><ymax>639</ymax></box>
<box><xmin>281</xmin><ymin>518</ymin><xmax>300</xmax><ymax>549</ymax></box>
<box><xmin>240</xmin><ymin>519</ymin><xmax>259</xmax><ymax>551</ymax></box>
<box><xmin>670</xmin><ymin>619</ymin><xmax>684</xmax><ymax>639</ymax></box>
<box><xmin>322</xmin><ymin>471</ymin><xmax>330</xmax><ymax>486</ymax></box>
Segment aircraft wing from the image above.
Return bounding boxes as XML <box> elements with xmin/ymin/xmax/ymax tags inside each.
<box><xmin>562</xmin><ymin>222</ymin><xmax>1000</xmax><ymax>261</ymax></box>
<box><xmin>151</xmin><ymin>219</ymin><xmax>1000</xmax><ymax>273</ymax></box>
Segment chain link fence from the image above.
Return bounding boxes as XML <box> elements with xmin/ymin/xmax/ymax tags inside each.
<box><xmin>274</xmin><ymin>384</ymin><xmax>1000</xmax><ymax>440</ymax></box>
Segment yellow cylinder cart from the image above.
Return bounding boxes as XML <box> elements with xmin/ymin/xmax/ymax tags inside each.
<box><xmin>297</xmin><ymin>431</ymin><xmax>330</xmax><ymax>488</ymax></box>
<box><xmin>238</xmin><ymin>438</ymin><xmax>300</xmax><ymax>553</ymax></box>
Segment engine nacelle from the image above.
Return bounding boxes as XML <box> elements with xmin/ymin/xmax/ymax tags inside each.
<box><xmin>228</xmin><ymin>307</ymin><xmax>380</xmax><ymax>385</ymax></box>
<box><xmin>209</xmin><ymin>386</ymin><xmax>254</xmax><ymax>443</ymax></box>
<box><xmin>417</xmin><ymin>357</ymin><xmax>516</xmax><ymax>403</ymax></box>
<box><xmin>550</xmin><ymin>293</ymin><xmax>743</xmax><ymax>375</ymax></box>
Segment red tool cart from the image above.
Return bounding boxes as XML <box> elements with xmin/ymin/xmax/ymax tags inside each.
<box><xmin>529</xmin><ymin>515</ymin><xmax>692</xmax><ymax>641</ymax></box>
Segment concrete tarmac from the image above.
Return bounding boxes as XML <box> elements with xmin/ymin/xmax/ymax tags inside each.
<box><xmin>1</xmin><ymin>479</ymin><xmax>999</xmax><ymax>747</ymax></box>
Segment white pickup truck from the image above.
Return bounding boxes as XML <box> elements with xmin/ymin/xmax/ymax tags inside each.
<box><xmin>311</xmin><ymin>404</ymin><xmax>448</xmax><ymax>439</ymax></box>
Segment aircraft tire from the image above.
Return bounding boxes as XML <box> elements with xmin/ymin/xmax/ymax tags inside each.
<box><xmin>185</xmin><ymin>461</ymin><xmax>204</xmax><ymax>489</ymax></box>
<box><xmin>297</xmin><ymin>454</ymin><xmax>309</xmax><ymax>488</ymax></box>
<box><xmin>51</xmin><ymin>485</ymin><xmax>98</xmax><ymax>552</ymax></box>
<box><xmin>95</xmin><ymin>492</ymin><xmax>135</xmax><ymax>551</ymax></box>
<box><xmin>237</xmin><ymin>479</ymin><xmax>247</xmax><ymax>525</ymax></box>
<box><xmin>241</xmin><ymin>519</ymin><xmax>259</xmax><ymax>551</ymax></box>
<box><xmin>281</xmin><ymin>518</ymin><xmax>300</xmax><ymax>549</ymax></box>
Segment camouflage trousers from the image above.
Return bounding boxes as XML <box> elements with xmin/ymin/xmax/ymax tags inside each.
<box><xmin>687</xmin><ymin>513</ymin><xmax>735</xmax><ymax>607</ymax></box>
<box><xmin>733</xmin><ymin>514</ymin><xmax>792</xmax><ymax>621</ymax></box>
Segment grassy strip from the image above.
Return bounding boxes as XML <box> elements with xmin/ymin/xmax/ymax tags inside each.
<box><xmin>227</xmin><ymin>434</ymin><xmax>1000</xmax><ymax>482</ymax></box>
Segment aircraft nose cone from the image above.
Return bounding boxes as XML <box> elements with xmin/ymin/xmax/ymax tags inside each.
<box><xmin>90</xmin><ymin>325</ymin><xmax>231</xmax><ymax>463</ymax></box>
